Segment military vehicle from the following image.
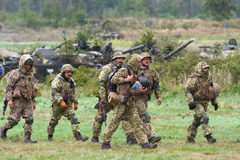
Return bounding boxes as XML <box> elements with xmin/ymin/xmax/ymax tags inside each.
<box><xmin>93</xmin><ymin>20</ymin><xmax>123</xmax><ymax>40</ymax></box>
<box><xmin>121</xmin><ymin>38</ymin><xmax>195</xmax><ymax>59</ymax></box>
<box><xmin>199</xmin><ymin>38</ymin><xmax>239</xmax><ymax>59</ymax></box>
<box><xmin>0</xmin><ymin>41</ymin><xmax>103</xmax><ymax>82</ymax></box>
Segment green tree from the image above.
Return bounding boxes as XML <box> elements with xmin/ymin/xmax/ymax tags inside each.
<box><xmin>52</xmin><ymin>0</ymin><xmax>62</xmax><ymax>28</ymax></box>
<box><xmin>42</xmin><ymin>0</ymin><xmax>53</xmax><ymax>25</ymax></box>
<box><xmin>202</xmin><ymin>0</ymin><xmax>237</xmax><ymax>21</ymax></box>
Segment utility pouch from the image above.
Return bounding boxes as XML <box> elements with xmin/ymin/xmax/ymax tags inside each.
<box><xmin>13</xmin><ymin>87</ymin><xmax>21</xmax><ymax>98</ymax></box>
<box><xmin>108</xmin><ymin>92</ymin><xmax>119</xmax><ymax>106</ymax></box>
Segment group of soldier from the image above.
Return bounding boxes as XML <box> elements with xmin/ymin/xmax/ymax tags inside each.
<box><xmin>0</xmin><ymin>51</ymin><xmax>220</xmax><ymax>150</ymax></box>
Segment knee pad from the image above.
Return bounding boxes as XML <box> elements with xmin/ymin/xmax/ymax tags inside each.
<box><xmin>143</xmin><ymin>112</ymin><xmax>151</xmax><ymax>123</ymax></box>
<box><xmin>8</xmin><ymin>117</ymin><xmax>18</xmax><ymax>127</ymax></box>
<box><xmin>25</xmin><ymin>115</ymin><xmax>34</xmax><ymax>125</ymax></box>
<box><xmin>70</xmin><ymin>115</ymin><xmax>79</xmax><ymax>124</ymax></box>
<box><xmin>201</xmin><ymin>114</ymin><xmax>209</xmax><ymax>124</ymax></box>
<box><xmin>49</xmin><ymin>119</ymin><xmax>58</xmax><ymax>127</ymax></box>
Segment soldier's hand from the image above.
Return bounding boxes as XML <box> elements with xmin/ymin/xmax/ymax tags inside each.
<box><xmin>74</xmin><ymin>103</ymin><xmax>78</xmax><ymax>110</ymax></box>
<box><xmin>158</xmin><ymin>97</ymin><xmax>162</xmax><ymax>105</ymax></box>
<box><xmin>214</xmin><ymin>104</ymin><xmax>219</xmax><ymax>111</ymax></box>
<box><xmin>124</xmin><ymin>75</ymin><xmax>133</xmax><ymax>82</ymax></box>
<box><xmin>8</xmin><ymin>101</ymin><xmax>13</xmax><ymax>109</ymax></box>
<box><xmin>33</xmin><ymin>103</ymin><xmax>36</xmax><ymax>110</ymax></box>
<box><xmin>189</xmin><ymin>103</ymin><xmax>196</xmax><ymax>110</ymax></box>
<box><xmin>141</xmin><ymin>87</ymin><xmax>148</xmax><ymax>93</ymax></box>
<box><xmin>61</xmin><ymin>101</ymin><xmax>67</xmax><ymax>109</ymax></box>
<box><xmin>99</xmin><ymin>101</ymin><xmax>106</xmax><ymax>108</ymax></box>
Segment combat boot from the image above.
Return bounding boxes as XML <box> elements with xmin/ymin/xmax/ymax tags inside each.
<box><xmin>186</xmin><ymin>137</ymin><xmax>196</xmax><ymax>143</ymax></box>
<box><xmin>141</xmin><ymin>143</ymin><xmax>158</xmax><ymax>149</ymax></box>
<box><xmin>91</xmin><ymin>136</ymin><xmax>100</xmax><ymax>143</ymax></box>
<box><xmin>1</xmin><ymin>126</ymin><xmax>8</xmax><ymax>140</ymax></box>
<box><xmin>24</xmin><ymin>132</ymin><xmax>37</xmax><ymax>143</ymax></box>
<box><xmin>206</xmin><ymin>134</ymin><xmax>216</xmax><ymax>144</ymax></box>
<box><xmin>126</xmin><ymin>132</ymin><xmax>138</xmax><ymax>145</ymax></box>
<box><xmin>75</xmin><ymin>132</ymin><xmax>89</xmax><ymax>142</ymax></box>
<box><xmin>148</xmin><ymin>136</ymin><xmax>161</xmax><ymax>143</ymax></box>
<box><xmin>48</xmin><ymin>135</ymin><xmax>53</xmax><ymax>142</ymax></box>
<box><xmin>101</xmin><ymin>143</ymin><xmax>111</xmax><ymax>150</ymax></box>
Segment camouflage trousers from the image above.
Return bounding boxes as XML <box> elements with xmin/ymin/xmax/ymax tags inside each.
<box><xmin>92</xmin><ymin>102</ymin><xmax>114</xmax><ymax>137</ymax></box>
<box><xmin>102</xmin><ymin>103</ymin><xmax>148</xmax><ymax>145</ymax></box>
<box><xmin>187</xmin><ymin>103</ymin><xmax>212</xmax><ymax>139</ymax></box>
<box><xmin>47</xmin><ymin>103</ymin><xmax>80</xmax><ymax>135</ymax></box>
<box><xmin>122</xmin><ymin>94</ymin><xmax>155</xmax><ymax>139</ymax></box>
<box><xmin>4</xmin><ymin>97</ymin><xmax>34</xmax><ymax>134</ymax></box>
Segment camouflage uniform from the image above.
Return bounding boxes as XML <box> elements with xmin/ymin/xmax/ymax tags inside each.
<box><xmin>0</xmin><ymin>64</ymin><xmax>4</xmax><ymax>80</ymax></box>
<box><xmin>185</xmin><ymin>62</ymin><xmax>218</xmax><ymax>143</ymax></box>
<box><xmin>47</xmin><ymin>64</ymin><xmax>88</xmax><ymax>141</ymax></box>
<box><xmin>102</xmin><ymin>54</ymin><xmax>157</xmax><ymax>149</ymax></box>
<box><xmin>91</xmin><ymin>52</ymin><xmax>125</xmax><ymax>143</ymax></box>
<box><xmin>122</xmin><ymin>52</ymin><xmax>162</xmax><ymax>142</ymax></box>
<box><xmin>1</xmin><ymin>55</ymin><xmax>37</xmax><ymax>143</ymax></box>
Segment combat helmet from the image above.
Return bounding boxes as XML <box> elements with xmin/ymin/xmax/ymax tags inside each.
<box><xmin>112</xmin><ymin>52</ymin><xmax>126</xmax><ymax>60</ymax></box>
<box><xmin>141</xmin><ymin>52</ymin><xmax>152</xmax><ymax>60</ymax></box>
<box><xmin>209</xmin><ymin>83</ymin><xmax>221</xmax><ymax>99</ymax></box>
<box><xmin>61</xmin><ymin>64</ymin><xmax>74</xmax><ymax>73</ymax></box>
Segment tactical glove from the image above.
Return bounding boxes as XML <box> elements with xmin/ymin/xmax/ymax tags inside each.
<box><xmin>63</xmin><ymin>95</ymin><xmax>68</xmax><ymax>104</ymax></box>
<box><xmin>214</xmin><ymin>104</ymin><xmax>218</xmax><ymax>111</ymax></box>
<box><xmin>74</xmin><ymin>103</ymin><xmax>78</xmax><ymax>110</ymax></box>
<box><xmin>99</xmin><ymin>101</ymin><xmax>106</xmax><ymax>108</ymax></box>
<box><xmin>61</xmin><ymin>101</ymin><xmax>67</xmax><ymax>109</ymax></box>
<box><xmin>189</xmin><ymin>103</ymin><xmax>196</xmax><ymax>110</ymax></box>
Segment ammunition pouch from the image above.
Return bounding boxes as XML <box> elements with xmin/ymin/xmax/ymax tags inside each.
<box><xmin>108</xmin><ymin>92</ymin><xmax>119</xmax><ymax>106</ymax></box>
<box><xmin>13</xmin><ymin>87</ymin><xmax>21</xmax><ymax>98</ymax></box>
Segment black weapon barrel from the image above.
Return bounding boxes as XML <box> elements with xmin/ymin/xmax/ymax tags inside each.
<box><xmin>164</xmin><ymin>38</ymin><xmax>195</xmax><ymax>59</ymax></box>
<box><xmin>121</xmin><ymin>44</ymin><xmax>146</xmax><ymax>54</ymax></box>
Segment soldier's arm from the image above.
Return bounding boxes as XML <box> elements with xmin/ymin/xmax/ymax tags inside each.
<box><xmin>71</xmin><ymin>79</ymin><xmax>78</xmax><ymax>103</ymax></box>
<box><xmin>152</xmin><ymin>69</ymin><xmax>161</xmax><ymax>99</ymax></box>
<box><xmin>51</xmin><ymin>78</ymin><xmax>63</xmax><ymax>104</ymax></box>
<box><xmin>6</xmin><ymin>71</ymin><xmax>17</xmax><ymax>101</ymax></box>
<box><xmin>98</xmin><ymin>66</ymin><xmax>111</xmax><ymax>101</ymax></box>
<box><xmin>185</xmin><ymin>78</ymin><xmax>198</xmax><ymax>104</ymax></box>
<box><xmin>111</xmin><ymin>68</ymin><xmax>128</xmax><ymax>85</ymax></box>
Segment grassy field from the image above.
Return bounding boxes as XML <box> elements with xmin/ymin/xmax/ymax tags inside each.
<box><xmin>0</xmin><ymin>92</ymin><xmax>239</xmax><ymax>160</ymax></box>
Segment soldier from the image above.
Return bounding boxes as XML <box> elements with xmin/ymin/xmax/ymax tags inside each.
<box><xmin>1</xmin><ymin>55</ymin><xmax>38</xmax><ymax>143</ymax></box>
<box><xmin>47</xmin><ymin>64</ymin><xmax>88</xmax><ymax>142</ymax></box>
<box><xmin>102</xmin><ymin>42</ymin><xmax>114</xmax><ymax>65</ymax></box>
<box><xmin>122</xmin><ymin>52</ymin><xmax>162</xmax><ymax>144</ymax></box>
<box><xmin>91</xmin><ymin>52</ymin><xmax>125</xmax><ymax>143</ymax></box>
<box><xmin>101</xmin><ymin>54</ymin><xmax>158</xmax><ymax>150</ymax></box>
<box><xmin>185</xmin><ymin>62</ymin><xmax>220</xmax><ymax>143</ymax></box>
<box><xmin>0</xmin><ymin>64</ymin><xmax>4</xmax><ymax>80</ymax></box>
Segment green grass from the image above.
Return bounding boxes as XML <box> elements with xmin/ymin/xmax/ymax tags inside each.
<box><xmin>0</xmin><ymin>92</ymin><xmax>239</xmax><ymax>160</ymax></box>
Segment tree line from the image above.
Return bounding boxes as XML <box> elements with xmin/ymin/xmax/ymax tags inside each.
<box><xmin>0</xmin><ymin>0</ymin><xmax>239</xmax><ymax>28</ymax></box>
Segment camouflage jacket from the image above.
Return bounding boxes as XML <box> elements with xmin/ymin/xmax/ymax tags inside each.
<box><xmin>51</xmin><ymin>74</ymin><xmax>77</xmax><ymax>105</ymax></box>
<box><xmin>185</xmin><ymin>62</ymin><xmax>217</xmax><ymax>105</ymax></box>
<box><xmin>7</xmin><ymin>69</ymin><xmax>36</xmax><ymax>102</ymax></box>
<box><xmin>138</xmin><ymin>65</ymin><xmax>161</xmax><ymax>99</ymax></box>
<box><xmin>98</xmin><ymin>63</ymin><xmax>118</xmax><ymax>101</ymax></box>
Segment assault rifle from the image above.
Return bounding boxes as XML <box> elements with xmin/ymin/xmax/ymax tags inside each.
<box><xmin>1</xmin><ymin>97</ymin><xmax>8</xmax><ymax>120</ymax></box>
<box><xmin>96</xmin><ymin>95</ymin><xmax>107</xmax><ymax>127</ymax></box>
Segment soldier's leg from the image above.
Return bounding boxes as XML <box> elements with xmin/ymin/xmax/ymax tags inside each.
<box><xmin>187</xmin><ymin>114</ymin><xmax>201</xmax><ymax>140</ymax></box>
<box><xmin>126</xmin><ymin>104</ymin><xmax>157</xmax><ymax>149</ymax></box>
<box><xmin>102</xmin><ymin>104</ymin><xmax>126</xmax><ymax>145</ymax></box>
<box><xmin>200</xmin><ymin>104</ymin><xmax>212</xmax><ymax>137</ymax></box>
<box><xmin>66</xmin><ymin>107</ymin><xmax>89</xmax><ymax>142</ymax></box>
<box><xmin>122</xmin><ymin>119</ymin><xmax>137</xmax><ymax>144</ymax></box>
<box><xmin>92</xmin><ymin>103</ymin><xmax>112</xmax><ymax>140</ymax></box>
<box><xmin>1</xmin><ymin>99</ymin><xmax>22</xmax><ymax>140</ymax></box>
<box><xmin>47</xmin><ymin>104</ymin><xmax>62</xmax><ymax>140</ymax></box>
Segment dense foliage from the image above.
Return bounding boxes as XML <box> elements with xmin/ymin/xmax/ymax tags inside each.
<box><xmin>0</xmin><ymin>0</ymin><xmax>239</xmax><ymax>28</ymax></box>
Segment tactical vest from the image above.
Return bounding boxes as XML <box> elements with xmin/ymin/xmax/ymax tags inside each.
<box><xmin>192</xmin><ymin>76</ymin><xmax>214</xmax><ymax>101</ymax></box>
<box><xmin>59</xmin><ymin>77</ymin><xmax>75</xmax><ymax>104</ymax></box>
<box><xmin>14</xmin><ymin>71</ymin><xmax>36</xmax><ymax>100</ymax></box>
